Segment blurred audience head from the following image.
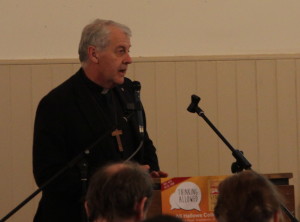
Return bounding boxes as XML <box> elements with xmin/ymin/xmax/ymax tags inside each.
<box><xmin>214</xmin><ymin>170</ymin><xmax>284</xmax><ymax>222</ymax></box>
<box><xmin>85</xmin><ymin>161</ymin><xmax>153</xmax><ymax>222</ymax></box>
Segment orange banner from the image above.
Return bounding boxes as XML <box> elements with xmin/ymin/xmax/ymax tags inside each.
<box><xmin>161</xmin><ymin>175</ymin><xmax>229</xmax><ymax>222</ymax></box>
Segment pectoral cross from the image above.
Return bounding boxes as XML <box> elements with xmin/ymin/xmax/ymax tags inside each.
<box><xmin>112</xmin><ymin>129</ymin><xmax>123</xmax><ymax>152</ymax></box>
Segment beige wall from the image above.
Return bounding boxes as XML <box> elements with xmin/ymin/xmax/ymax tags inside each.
<box><xmin>1</xmin><ymin>1</ymin><xmax>300</xmax><ymax>59</ymax></box>
<box><xmin>1</xmin><ymin>1</ymin><xmax>300</xmax><ymax>221</ymax></box>
<box><xmin>0</xmin><ymin>54</ymin><xmax>299</xmax><ymax>221</ymax></box>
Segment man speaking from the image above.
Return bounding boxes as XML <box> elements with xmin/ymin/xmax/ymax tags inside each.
<box><xmin>32</xmin><ymin>19</ymin><xmax>167</xmax><ymax>222</ymax></box>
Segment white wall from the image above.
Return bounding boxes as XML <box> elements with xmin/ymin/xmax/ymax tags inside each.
<box><xmin>1</xmin><ymin>0</ymin><xmax>300</xmax><ymax>60</ymax></box>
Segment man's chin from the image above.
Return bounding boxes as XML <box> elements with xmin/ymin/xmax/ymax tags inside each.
<box><xmin>115</xmin><ymin>77</ymin><xmax>125</xmax><ymax>85</ymax></box>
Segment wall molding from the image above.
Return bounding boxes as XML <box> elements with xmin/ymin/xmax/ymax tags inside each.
<box><xmin>1</xmin><ymin>53</ymin><xmax>300</xmax><ymax>65</ymax></box>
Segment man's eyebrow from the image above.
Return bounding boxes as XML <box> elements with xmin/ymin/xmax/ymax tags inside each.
<box><xmin>115</xmin><ymin>45</ymin><xmax>131</xmax><ymax>52</ymax></box>
<box><xmin>116</xmin><ymin>42</ymin><xmax>131</xmax><ymax>48</ymax></box>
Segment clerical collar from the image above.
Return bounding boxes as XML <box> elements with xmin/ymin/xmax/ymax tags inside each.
<box><xmin>80</xmin><ymin>70</ymin><xmax>111</xmax><ymax>94</ymax></box>
<box><xmin>101</xmin><ymin>88</ymin><xmax>110</xmax><ymax>94</ymax></box>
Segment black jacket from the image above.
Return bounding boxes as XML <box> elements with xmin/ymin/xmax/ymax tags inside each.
<box><xmin>32</xmin><ymin>68</ymin><xmax>159</xmax><ymax>222</ymax></box>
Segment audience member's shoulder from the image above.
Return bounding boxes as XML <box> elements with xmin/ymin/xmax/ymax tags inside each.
<box><xmin>143</xmin><ymin>214</ymin><xmax>183</xmax><ymax>222</ymax></box>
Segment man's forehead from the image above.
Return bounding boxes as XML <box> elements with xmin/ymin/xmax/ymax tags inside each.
<box><xmin>108</xmin><ymin>26</ymin><xmax>130</xmax><ymax>42</ymax></box>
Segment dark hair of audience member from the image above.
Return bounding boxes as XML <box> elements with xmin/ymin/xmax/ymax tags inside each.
<box><xmin>85</xmin><ymin>161</ymin><xmax>153</xmax><ymax>222</ymax></box>
<box><xmin>214</xmin><ymin>170</ymin><xmax>285</xmax><ymax>222</ymax></box>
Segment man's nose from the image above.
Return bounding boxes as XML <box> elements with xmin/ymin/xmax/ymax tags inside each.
<box><xmin>124</xmin><ymin>53</ymin><xmax>132</xmax><ymax>64</ymax></box>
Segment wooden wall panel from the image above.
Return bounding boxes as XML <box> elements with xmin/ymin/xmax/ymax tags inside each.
<box><xmin>126</xmin><ymin>63</ymin><xmax>135</xmax><ymax>80</ymax></box>
<box><xmin>276</xmin><ymin>59</ymin><xmax>299</xmax><ymax>213</ymax></box>
<box><xmin>256</xmin><ymin>60</ymin><xmax>279</xmax><ymax>172</ymax></box>
<box><xmin>196</xmin><ymin>61</ymin><xmax>219</xmax><ymax>176</ymax></box>
<box><xmin>31</xmin><ymin>65</ymin><xmax>53</xmax><ymax>118</ymax></box>
<box><xmin>175</xmin><ymin>62</ymin><xmax>198</xmax><ymax>176</ymax></box>
<box><xmin>276</xmin><ymin>60</ymin><xmax>298</xmax><ymax>173</ymax></box>
<box><xmin>0</xmin><ymin>55</ymin><xmax>299</xmax><ymax>220</ymax></box>
<box><xmin>216</xmin><ymin>61</ymin><xmax>238</xmax><ymax>175</ymax></box>
<box><xmin>10</xmin><ymin>65</ymin><xmax>35</xmax><ymax>221</ymax></box>
<box><xmin>236</xmin><ymin>60</ymin><xmax>259</xmax><ymax>168</ymax></box>
<box><xmin>0</xmin><ymin>65</ymin><xmax>13</xmax><ymax>216</ymax></box>
<box><xmin>296</xmin><ymin>59</ymin><xmax>300</xmax><ymax>218</ymax></box>
<box><xmin>134</xmin><ymin>62</ymin><xmax>158</xmax><ymax>146</ymax></box>
<box><xmin>155</xmin><ymin>62</ymin><xmax>178</xmax><ymax>176</ymax></box>
<box><xmin>51</xmin><ymin>64</ymin><xmax>74</xmax><ymax>88</ymax></box>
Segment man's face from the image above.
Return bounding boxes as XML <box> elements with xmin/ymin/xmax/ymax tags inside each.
<box><xmin>95</xmin><ymin>26</ymin><xmax>132</xmax><ymax>88</ymax></box>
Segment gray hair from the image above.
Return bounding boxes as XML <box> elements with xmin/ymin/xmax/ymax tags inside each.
<box><xmin>78</xmin><ymin>19</ymin><xmax>132</xmax><ymax>62</ymax></box>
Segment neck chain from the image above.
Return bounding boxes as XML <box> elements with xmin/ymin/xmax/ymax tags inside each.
<box><xmin>103</xmin><ymin>89</ymin><xmax>124</xmax><ymax>153</ymax></box>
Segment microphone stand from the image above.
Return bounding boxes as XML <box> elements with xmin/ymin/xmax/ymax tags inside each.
<box><xmin>0</xmin><ymin>127</ymin><xmax>113</xmax><ymax>222</ymax></box>
<box><xmin>0</xmin><ymin>96</ymin><xmax>142</xmax><ymax>222</ymax></box>
<box><xmin>187</xmin><ymin>94</ymin><xmax>298</xmax><ymax>222</ymax></box>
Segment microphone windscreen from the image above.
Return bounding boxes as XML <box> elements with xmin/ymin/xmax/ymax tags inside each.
<box><xmin>187</xmin><ymin>95</ymin><xmax>200</xmax><ymax>113</ymax></box>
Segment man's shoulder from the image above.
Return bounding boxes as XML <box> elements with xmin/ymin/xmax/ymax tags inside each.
<box><xmin>39</xmin><ymin>69</ymin><xmax>82</xmax><ymax>104</ymax></box>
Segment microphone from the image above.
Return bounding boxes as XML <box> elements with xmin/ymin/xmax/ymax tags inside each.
<box><xmin>187</xmin><ymin>95</ymin><xmax>201</xmax><ymax>113</ymax></box>
<box><xmin>132</xmin><ymin>81</ymin><xmax>144</xmax><ymax>140</ymax></box>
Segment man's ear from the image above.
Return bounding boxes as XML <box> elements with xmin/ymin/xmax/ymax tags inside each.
<box><xmin>135</xmin><ymin>197</ymin><xmax>148</xmax><ymax>221</ymax></box>
<box><xmin>88</xmin><ymin>46</ymin><xmax>99</xmax><ymax>63</ymax></box>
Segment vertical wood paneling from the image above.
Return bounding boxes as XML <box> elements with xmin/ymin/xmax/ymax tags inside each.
<box><xmin>51</xmin><ymin>64</ymin><xmax>74</xmax><ymax>87</ymax></box>
<box><xmin>126</xmin><ymin>63</ymin><xmax>135</xmax><ymax>80</ymax></box>
<box><xmin>134</xmin><ymin>63</ymin><xmax>158</xmax><ymax>146</ymax></box>
<box><xmin>216</xmin><ymin>61</ymin><xmax>238</xmax><ymax>175</ymax></box>
<box><xmin>276</xmin><ymin>60</ymin><xmax>298</xmax><ymax>173</ymax></box>
<box><xmin>277</xmin><ymin>59</ymin><xmax>299</xmax><ymax>216</ymax></box>
<box><xmin>295</xmin><ymin>59</ymin><xmax>300</xmax><ymax>216</ymax></box>
<box><xmin>10</xmin><ymin>65</ymin><xmax>35</xmax><ymax>221</ymax></box>
<box><xmin>196</xmin><ymin>61</ymin><xmax>219</xmax><ymax>176</ymax></box>
<box><xmin>0</xmin><ymin>65</ymin><xmax>13</xmax><ymax>217</ymax></box>
<box><xmin>155</xmin><ymin>62</ymin><xmax>178</xmax><ymax>176</ymax></box>
<box><xmin>1</xmin><ymin>56</ymin><xmax>300</xmax><ymax>219</ymax></box>
<box><xmin>31</xmin><ymin>65</ymin><xmax>53</xmax><ymax>118</ymax></box>
<box><xmin>175</xmin><ymin>62</ymin><xmax>198</xmax><ymax>176</ymax></box>
<box><xmin>30</xmin><ymin>65</ymin><xmax>53</xmax><ymax>209</ymax></box>
<box><xmin>236</xmin><ymin>60</ymin><xmax>259</xmax><ymax>168</ymax></box>
<box><xmin>256</xmin><ymin>60</ymin><xmax>279</xmax><ymax>172</ymax></box>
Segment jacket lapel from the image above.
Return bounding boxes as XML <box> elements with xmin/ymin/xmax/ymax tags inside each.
<box><xmin>71</xmin><ymin>70</ymin><xmax>113</xmax><ymax>136</ymax></box>
<box><xmin>70</xmin><ymin>69</ymin><xmax>140</xmax><ymax>143</ymax></box>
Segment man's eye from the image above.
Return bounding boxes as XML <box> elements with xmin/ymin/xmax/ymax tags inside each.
<box><xmin>116</xmin><ymin>47</ymin><xmax>130</xmax><ymax>56</ymax></box>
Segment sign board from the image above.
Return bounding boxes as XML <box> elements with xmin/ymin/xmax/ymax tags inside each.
<box><xmin>161</xmin><ymin>176</ymin><xmax>228</xmax><ymax>222</ymax></box>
